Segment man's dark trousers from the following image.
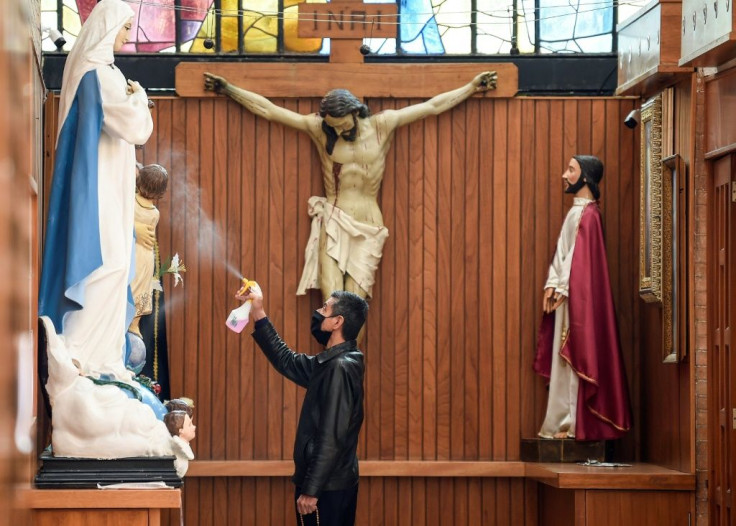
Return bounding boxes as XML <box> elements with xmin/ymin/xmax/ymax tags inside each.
<box><xmin>294</xmin><ymin>484</ymin><xmax>358</xmax><ymax>526</ymax></box>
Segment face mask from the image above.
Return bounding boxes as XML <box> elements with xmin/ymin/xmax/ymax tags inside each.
<box><xmin>565</xmin><ymin>176</ymin><xmax>587</xmax><ymax>195</ymax></box>
<box><xmin>311</xmin><ymin>311</ymin><xmax>333</xmax><ymax>346</ymax></box>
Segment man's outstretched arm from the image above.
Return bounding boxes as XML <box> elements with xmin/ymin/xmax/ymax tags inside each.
<box><xmin>382</xmin><ymin>71</ymin><xmax>498</xmax><ymax>129</ymax></box>
<box><xmin>204</xmin><ymin>72</ymin><xmax>316</xmax><ymax>133</ymax></box>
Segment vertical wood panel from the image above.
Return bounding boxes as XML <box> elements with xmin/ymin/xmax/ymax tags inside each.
<box><xmin>492</xmin><ymin>101</ymin><xmax>508</xmax><ymax>460</ymax></box>
<box><xmin>394</xmin><ymin>99</ymin><xmax>410</xmax><ymax>459</ymax></box>
<box><xmin>464</xmin><ymin>98</ymin><xmax>480</xmax><ymax>461</ymax></box>
<box><xmin>478</xmin><ymin>100</ymin><xmax>495</xmax><ymax>460</ymax></box>
<box><xmin>451</xmin><ymin>102</ymin><xmax>467</xmax><ymax>460</ymax></box>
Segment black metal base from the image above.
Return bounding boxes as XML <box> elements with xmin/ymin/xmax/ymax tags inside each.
<box><xmin>520</xmin><ymin>438</ymin><xmax>606</xmax><ymax>463</ymax></box>
<box><xmin>34</xmin><ymin>451</ymin><xmax>183</xmax><ymax>488</ymax></box>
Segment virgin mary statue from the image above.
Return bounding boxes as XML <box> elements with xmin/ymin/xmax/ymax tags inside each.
<box><xmin>38</xmin><ymin>0</ymin><xmax>175</xmax><ymax>460</ymax></box>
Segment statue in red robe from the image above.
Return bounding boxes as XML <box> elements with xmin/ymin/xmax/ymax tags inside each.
<box><xmin>534</xmin><ymin>155</ymin><xmax>632</xmax><ymax>441</ymax></box>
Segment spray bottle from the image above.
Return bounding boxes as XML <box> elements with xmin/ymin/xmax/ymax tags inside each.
<box><xmin>226</xmin><ymin>278</ymin><xmax>260</xmax><ymax>333</ymax></box>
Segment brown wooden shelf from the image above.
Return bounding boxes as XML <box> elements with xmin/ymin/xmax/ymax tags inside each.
<box><xmin>526</xmin><ymin>462</ymin><xmax>696</xmax><ymax>490</ymax></box>
<box><xmin>19</xmin><ymin>488</ymin><xmax>181</xmax><ymax>509</ymax></box>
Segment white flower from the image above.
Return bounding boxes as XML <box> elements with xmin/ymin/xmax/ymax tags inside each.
<box><xmin>166</xmin><ymin>253</ymin><xmax>186</xmax><ymax>287</ymax></box>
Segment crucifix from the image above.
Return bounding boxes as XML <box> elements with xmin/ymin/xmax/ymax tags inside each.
<box><xmin>176</xmin><ymin>1</ymin><xmax>517</xmax><ymax>302</ymax></box>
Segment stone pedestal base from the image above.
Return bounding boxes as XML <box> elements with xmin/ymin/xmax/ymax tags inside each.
<box><xmin>34</xmin><ymin>451</ymin><xmax>182</xmax><ymax>488</ymax></box>
<box><xmin>520</xmin><ymin>438</ymin><xmax>606</xmax><ymax>463</ymax></box>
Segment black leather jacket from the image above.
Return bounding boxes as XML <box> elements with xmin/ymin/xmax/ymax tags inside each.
<box><xmin>252</xmin><ymin>319</ymin><xmax>364</xmax><ymax>496</ymax></box>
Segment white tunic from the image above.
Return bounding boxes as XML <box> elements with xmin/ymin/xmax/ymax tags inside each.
<box><xmin>538</xmin><ymin>197</ymin><xmax>593</xmax><ymax>439</ymax></box>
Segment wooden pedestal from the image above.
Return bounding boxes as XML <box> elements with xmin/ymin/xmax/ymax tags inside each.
<box><xmin>520</xmin><ymin>438</ymin><xmax>606</xmax><ymax>463</ymax></box>
<box><xmin>19</xmin><ymin>488</ymin><xmax>181</xmax><ymax>526</ymax></box>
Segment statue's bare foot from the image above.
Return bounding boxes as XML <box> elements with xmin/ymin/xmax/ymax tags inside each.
<box><xmin>553</xmin><ymin>431</ymin><xmax>569</xmax><ymax>439</ymax></box>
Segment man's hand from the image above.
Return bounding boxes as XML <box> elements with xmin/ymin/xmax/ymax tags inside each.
<box><xmin>204</xmin><ymin>72</ymin><xmax>228</xmax><ymax>94</ymax></box>
<box><xmin>473</xmin><ymin>71</ymin><xmax>498</xmax><ymax>92</ymax></box>
<box><xmin>296</xmin><ymin>494</ymin><xmax>318</xmax><ymax>515</ymax></box>
<box><xmin>135</xmin><ymin>221</ymin><xmax>155</xmax><ymax>249</ymax></box>
<box><xmin>235</xmin><ymin>286</ymin><xmax>266</xmax><ymax>321</ymax></box>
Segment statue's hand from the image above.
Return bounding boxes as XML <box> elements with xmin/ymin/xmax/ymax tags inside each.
<box><xmin>474</xmin><ymin>71</ymin><xmax>498</xmax><ymax>92</ymax></box>
<box><xmin>204</xmin><ymin>72</ymin><xmax>228</xmax><ymax>94</ymax></box>
<box><xmin>126</xmin><ymin>79</ymin><xmax>143</xmax><ymax>95</ymax></box>
<box><xmin>542</xmin><ymin>287</ymin><xmax>555</xmax><ymax>313</ymax></box>
<box><xmin>135</xmin><ymin>221</ymin><xmax>156</xmax><ymax>249</ymax></box>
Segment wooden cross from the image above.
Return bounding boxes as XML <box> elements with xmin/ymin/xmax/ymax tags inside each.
<box><xmin>176</xmin><ymin>1</ymin><xmax>518</xmax><ymax>99</ymax></box>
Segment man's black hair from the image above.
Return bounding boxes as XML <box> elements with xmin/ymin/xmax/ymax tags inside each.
<box><xmin>330</xmin><ymin>290</ymin><xmax>369</xmax><ymax>341</ymax></box>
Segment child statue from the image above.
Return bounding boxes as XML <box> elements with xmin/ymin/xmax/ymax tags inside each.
<box><xmin>129</xmin><ymin>163</ymin><xmax>168</xmax><ymax>338</ymax></box>
<box><xmin>164</xmin><ymin>400</ymin><xmax>196</xmax><ymax>477</ymax></box>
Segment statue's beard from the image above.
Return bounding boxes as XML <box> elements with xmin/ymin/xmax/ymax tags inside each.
<box><xmin>322</xmin><ymin>114</ymin><xmax>358</xmax><ymax>155</ymax></box>
<box><xmin>565</xmin><ymin>177</ymin><xmax>587</xmax><ymax>195</ymax></box>
<box><xmin>339</xmin><ymin>115</ymin><xmax>358</xmax><ymax>142</ymax></box>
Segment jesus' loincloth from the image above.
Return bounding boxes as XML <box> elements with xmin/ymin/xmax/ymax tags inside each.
<box><xmin>297</xmin><ymin>196</ymin><xmax>389</xmax><ymax>298</ymax></box>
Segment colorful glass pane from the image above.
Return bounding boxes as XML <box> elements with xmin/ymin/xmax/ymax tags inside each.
<box><xmin>398</xmin><ymin>0</ymin><xmax>442</xmax><ymax>54</ymax></box>
<box><xmin>49</xmin><ymin>0</ymin><xmax>627</xmax><ymax>55</ymax></box>
<box><xmin>476</xmin><ymin>0</ymin><xmax>514</xmax><ymax>54</ymax></box>
<box><xmin>538</xmin><ymin>0</ymin><xmax>613</xmax><ymax>52</ymax></box>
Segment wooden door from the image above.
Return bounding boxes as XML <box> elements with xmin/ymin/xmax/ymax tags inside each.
<box><xmin>709</xmin><ymin>153</ymin><xmax>736</xmax><ymax>525</ymax></box>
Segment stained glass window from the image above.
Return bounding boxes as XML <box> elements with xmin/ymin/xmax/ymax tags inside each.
<box><xmin>42</xmin><ymin>0</ymin><xmax>652</xmax><ymax>55</ymax></box>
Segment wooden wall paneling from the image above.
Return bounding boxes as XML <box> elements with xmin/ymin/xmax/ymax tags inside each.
<box><xmin>478</xmin><ymin>98</ymin><xmax>495</xmax><ymax>459</ymax></box>
<box><xmin>464</xmin><ymin>97</ymin><xmax>480</xmax><ymax>462</ymax></box>
<box><xmin>383</xmin><ymin>477</ymin><xmax>399</xmax><ymax>524</ymax></box>
<box><xmin>239</xmin><ymin>103</ymin><xmax>257</xmax><ymax>460</ymax></box>
<box><xmin>481</xmin><ymin>477</ymin><xmax>496</xmax><ymax>523</ymax></box>
<box><xmin>436</xmin><ymin>107</ymin><xmax>453</xmax><ymax>461</ymax></box>
<box><xmin>267</xmin><ymin>99</ymin><xmax>285</xmax><ymax>461</ymax></box>
<box><xmin>530</xmin><ymin>100</ymin><xmax>551</xmax><ymax>436</ymax></box>
<box><xmin>451</xmin><ymin>101</ymin><xmax>468</xmax><ymax>461</ymax></box>
<box><xmin>584</xmin><ymin>490</ymin><xmax>693</xmax><ymax>525</ymax></box>
<box><xmin>165</xmin><ymin>99</ymin><xmax>186</xmax><ymax>405</ymax></box>
<box><xmin>408</xmin><ymin>104</ymin><xmax>424</xmax><ymax>461</ymax></box>
<box><xmin>506</xmin><ymin>99</ymin><xmax>522</xmax><ymax>461</ymax></box>
<box><xmin>225</xmin><ymin>99</ymin><xmax>243</xmax><ymax>463</ymax></box>
<box><xmin>495</xmin><ymin>478</ymin><xmax>511</xmax><ymax>524</ymax></box>
<box><xmin>577</xmin><ymin>99</ymin><xmax>592</xmax><ymax>154</ymax></box>
<box><xmin>421</xmin><ymin>105</ymin><xmax>439</xmax><ymax>461</ymax></box>
<box><xmin>492</xmin><ymin>100</ymin><xmax>509</xmax><ymax>460</ymax></box>
<box><xmin>211</xmin><ymin>99</ymin><xmax>228</xmax><ymax>463</ymax></box>
<box><xmin>281</xmin><ymin>98</ymin><xmax>299</xmax><ymax>462</ymax></box>
<box><xmin>519</xmin><ymin>100</ymin><xmax>536</xmax><ymax>441</ymax></box>
<box><xmin>455</xmin><ymin>478</ymin><xmax>469</xmax><ymax>524</ymax></box>
<box><xmin>182</xmin><ymin>98</ymin><xmax>201</xmax><ymax>459</ymax></box>
<box><xmin>397</xmin><ymin>477</ymin><xmax>411</xmax><ymax>523</ymax></box>
<box><xmin>468</xmin><ymin>477</ymin><xmax>481</xmax><ymax>524</ymax></box>
<box><xmin>617</xmin><ymin>98</ymin><xmax>641</xmax><ymax>461</ymax></box>
<box><xmin>525</xmin><ymin>479</ymin><xmax>539</xmax><ymax>526</ymax></box>
<box><xmin>366</xmin><ymin>475</ymin><xmax>383</xmax><ymax>524</ymax></box>
<box><xmin>425</xmin><ymin>478</ymin><xmax>440</xmax><ymax>524</ymax></box>
<box><xmin>198</xmin><ymin>98</ymin><xmax>215</xmax><ymax>462</ymax></box>
<box><xmin>412</xmin><ymin>478</ymin><xmax>427</xmax><ymax>525</ymax></box>
<box><xmin>252</xmin><ymin>113</ymin><xmax>271</xmax><ymax>459</ymax></box>
<box><xmin>393</xmin><ymin>99</ymin><xmax>410</xmax><ymax>460</ymax></box>
<box><xmin>378</xmin><ymin>98</ymin><xmax>397</xmax><ymax>460</ymax></box>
